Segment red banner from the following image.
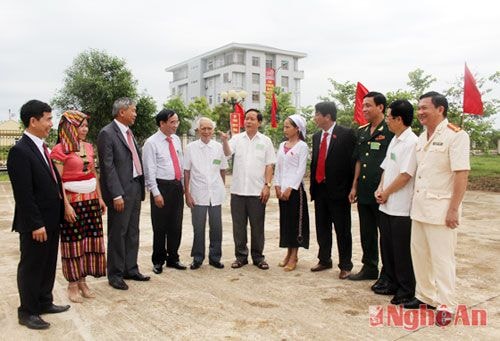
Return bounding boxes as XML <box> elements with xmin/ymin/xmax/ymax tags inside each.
<box><xmin>354</xmin><ymin>82</ymin><xmax>369</xmax><ymax>125</ymax></box>
<box><xmin>265</xmin><ymin>68</ymin><xmax>275</xmax><ymax>100</ymax></box>
<box><xmin>230</xmin><ymin>112</ymin><xmax>240</xmax><ymax>135</ymax></box>
<box><xmin>463</xmin><ymin>63</ymin><xmax>484</xmax><ymax>115</ymax></box>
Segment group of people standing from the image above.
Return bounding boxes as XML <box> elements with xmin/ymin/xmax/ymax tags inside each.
<box><xmin>8</xmin><ymin>90</ymin><xmax>469</xmax><ymax>330</ymax></box>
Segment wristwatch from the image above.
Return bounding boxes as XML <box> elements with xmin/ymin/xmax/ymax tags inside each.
<box><xmin>265</xmin><ymin>182</ymin><xmax>272</xmax><ymax>188</ymax></box>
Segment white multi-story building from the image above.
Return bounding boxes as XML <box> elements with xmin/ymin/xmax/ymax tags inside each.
<box><xmin>165</xmin><ymin>43</ymin><xmax>306</xmax><ymax>110</ymax></box>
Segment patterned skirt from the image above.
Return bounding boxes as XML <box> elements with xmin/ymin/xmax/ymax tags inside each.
<box><xmin>60</xmin><ymin>194</ymin><xmax>106</xmax><ymax>282</ymax></box>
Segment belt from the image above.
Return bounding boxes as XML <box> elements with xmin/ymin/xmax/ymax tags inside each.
<box><xmin>156</xmin><ymin>178</ymin><xmax>182</xmax><ymax>185</ymax></box>
<box><xmin>132</xmin><ymin>176</ymin><xmax>143</xmax><ymax>182</ymax></box>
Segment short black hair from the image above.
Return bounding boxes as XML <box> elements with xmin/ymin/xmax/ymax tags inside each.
<box><xmin>419</xmin><ymin>91</ymin><xmax>448</xmax><ymax>117</ymax></box>
<box><xmin>156</xmin><ymin>109</ymin><xmax>177</xmax><ymax>126</ymax></box>
<box><xmin>364</xmin><ymin>91</ymin><xmax>387</xmax><ymax>113</ymax></box>
<box><xmin>245</xmin><ymin>108</ymin><xmax>263</xmax><ymax>122</ymax></box>
<box><xmin>388</xmin><ymin>100</ymin><xmax>414</xmax><ymax>126</ymax></box>
<box><xmin>20</xmin><ymin>99</ymin><xmax>52</xmax><ymax>128</ymax></box>
<box><xmin>314</xmin><ymin>101</ymin><xmax>337</xmax><ymax>121</ymax></box>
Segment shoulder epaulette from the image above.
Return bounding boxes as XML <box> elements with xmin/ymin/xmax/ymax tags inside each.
<box><xmin>447</xmin><ymin>123</ymin><xmax>462</xmax><ymax>132</ymax></box>
<box><xmin>358</xmin><ymin>123</ymin><xmax>370</xmax><ymax>129</ymax></box>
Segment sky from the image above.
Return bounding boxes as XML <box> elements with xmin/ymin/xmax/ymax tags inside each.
<box><xmin>1</xmin><ymin>0</ymin><xmax>499</xmax><ymax>127</ymax></box>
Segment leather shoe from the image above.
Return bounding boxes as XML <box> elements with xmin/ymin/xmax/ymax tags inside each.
<box><xmin>109</xmin><ymin>278</ymin><xmax>129</xmax><ymax>290</ymax></box>
<box><xmin>339</xmin><ymin>270</ymin><xmax>351</xmax><ymax>279</ymax></box>
<box><xmin>348</xmin><ymin>268</ymin><xmax>379</xmax><ymax>281</ymax></box>
<box><xmin>124</xmin><ymin>273</ymin><xmax>150</xmax><ymax>281</ymax></box>
<box><xmin>310</xmin><ymin>263</ymin><xmax>333</xmax><ymax>272</ymax></box>
<box><xmin>41</xmin><ymin>304</ymin><xmax>70</xmax><ymax>314</ymax></box>
<box><xmin>373</xmin><ymin>286</ymin><xmax>397</xmax><ymax>295</ymax></box>
<box><xmin>18</xmin><ymin>313</ymin><xmax>50</xmax><ymax>330</ymax></box>
<box><xmin>166</xmin><ymin>261</ymin><xmax>187</xmax><ymax>270</ymax></box>
<box><xmin>390</xmin><ymin>296</ymin><xmax>413</xmax><ymax>305</ymax></box>
<box><xmin>190</xmin><ymin>261</ymin><xmax>202</xmax><ymax>270</ymax></box>
<box><xmin>371</xmin><ymin>278</ymin><xmax>389</xmax><ymax>291</ymax></box>
<box><xmin>403</xmin><ymin>298</ymin><xmax>435</xmax><ymax>310</ymax></box>
<box><xmin>153</xmin><ymin>264</ymin><xmax>163</xmax><ymax>274</ymax></box>
<box><xmin>209</xmin><ymin>260</ymin><xmax>224</xmax><ymax>269</ymax></box>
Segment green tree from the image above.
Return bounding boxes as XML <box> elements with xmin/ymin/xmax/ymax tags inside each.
<box><xmin>51</xmin><ymin>49</ymin><xmax>139</xmax><ymax>143</ymax></box>
<box><xmin>320</xmin><ymin>78</ymin><xmax>357</xmax><ymax>128</ymax></box>
<box><xmin>163</xmin><ymin>96</ymin><xmax>193</xmax><ymax>135</ymax></box>
<box><xmin>262</xmin><ymin>88</ymin><xmax>297</xmax><ymax>146</ymax></box>
<box><xmin>187</xmin><ymin>97</ymin><xmax>213</xmax><ymax>135</ymax></box>
<box><xmin>134</xmin><ymin>94</ymin><xmax>157</xmax><ymax>144</ymax></box>
<box><xmin>407</xmin><ymin>68</ymin><xmax>436</xmax><ymax>99</ymax></box>
<box><xmin>212</xmin><ymin>102</ymin><xmax>232</xmax><ymax>133</ymax></box>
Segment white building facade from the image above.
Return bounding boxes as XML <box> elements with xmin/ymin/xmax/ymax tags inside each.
<box><xmin>165</xmin><ymin>43</ymin><xmax>306</xmax><ymax>110</ymax></box>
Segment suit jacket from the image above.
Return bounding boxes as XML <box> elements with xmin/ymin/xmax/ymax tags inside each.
<box><xmin>97</xmin><ymin>121</ymin><xmax>145</xmax><ymax>206</ymax></box>
<box><xmin>310</xmin><ymin>124</ymin><xmax>356</xmax><ymax>201</ymax></box>
<box><xmin>7</xmin><ymin>135</ymin><xmax>63</xmax><ymax>233</ymax></box>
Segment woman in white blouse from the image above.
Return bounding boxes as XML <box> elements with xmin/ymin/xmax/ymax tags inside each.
<box><xmin>274</xmin><ymin>114</ymin><xmax>310</xmax><ymax>271</ymax></box>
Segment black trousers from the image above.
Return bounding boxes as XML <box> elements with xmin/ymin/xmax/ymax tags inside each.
<box><xmin>314</xmin><ymin>184</ymin><xmax>353</xmax><ymax>271</ymax></box>
<box><xmin>18</xmin><ymin>229</ymin><xmax>59</xmax><ymax>315</ymax></box>
<box><xmin>379</xmin><ymin>212</ymin><xmax>415</xmax><ymax>298</ymax></box>
<box><xmin>151</xmin><ymin>179</ymin><xmax>183</xmax><ymax>265</ymax></box>
<box><xmin>357</xmin><ymin>203</ymin><xmax>381</xmax><ymax>272</ymax></box>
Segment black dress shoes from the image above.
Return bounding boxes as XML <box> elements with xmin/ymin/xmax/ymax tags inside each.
<box><xmin>167</xmin><ymin>261</ymin><xmax>187</xmax><ymax>270</ymax></box>
<box><xmin>153</xmin><ymin>264</ymin><xmax>163</xmax><ymax>274</ymax></box>
<box><xmin>190</xmin><ymin>261</ymin><xmax>202</xmax><ymax>270</ymax></box>
<box><xmin>390</xmin><ymin>296</ymin><xmax>413</xmax><ymax>305</ymax></box>
<box><xmin>371</xmin><ymin>278</ymin><xmax>389</xmax><ymax>291</ymax></box>
<box><xmin>124</xmin><ymin>273</ymin><xmax>151</xmax><ymax>281</ymax></box>
<box><xmin>18</xmin><ymin>313</ymin><xmax>50</xmax><ymax>330</ymax></box>
<box><xmin>348</xmin><ymin>268</ymin><xmax>379</xmax><ymax>281</ymax></box>
<box><xmin>403</xmin><ymin>298</ymin><xmax>436</xmax><ymax>310</ymax></box>
<box><xmin>310</xmin><ymin>263</ymin><xmax>333</xmax><ymax>272</ymax></box>
<box><xmin>373</xmin><ymin>286</ymin><xmax>397</xmax><ymax>295</ymax></box>
<box><xmin>41</xmin><ymin>304</ymin><xmax>71</xmax><ymax>314</ymax></box>
<box><xmin>209</xmin><ymin>260</ymin><xmax>224</xmax><ymax>269</ymax></box>
<box><xmin>109</xmin><ymin>278</ymin><xmax>129</xmax><ymax>290</ymax></box>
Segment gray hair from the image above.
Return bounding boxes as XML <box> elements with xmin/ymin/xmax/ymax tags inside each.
<box><xmin>112</xmin><ymin>97</ymin><xmax>136</xmax><ymax>117</ymax></box>
<box><xmin>196</xmin><ymin>116</ymin><xmax>216</xmax><ymax>130</ymax></box>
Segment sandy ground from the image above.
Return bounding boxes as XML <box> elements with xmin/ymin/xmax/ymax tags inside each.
<box><xmin>0</xmin><ymin>178</ymin><xmax>499</xmax><ymax>340</ymax></box>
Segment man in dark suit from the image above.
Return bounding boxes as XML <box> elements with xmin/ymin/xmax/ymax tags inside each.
<box><xmin>310</xmin><ymin>101</ymin><xmax>356</xmax><ymax>279</ymax></box>
<box><xmin>7</xmin><ymin>100</ymin><xmax>70</xmax><ymax>330</ymax></box>
<box><xmin>97</xmin><ymin>97</ymin><xmax>150</xmax><ymax>290</ymax></box>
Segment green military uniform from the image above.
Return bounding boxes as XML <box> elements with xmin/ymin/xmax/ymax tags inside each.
<box><xmin>353</xmin><ymin>120</ymin><xmax>393</xmax><ymax>276</ymax></box>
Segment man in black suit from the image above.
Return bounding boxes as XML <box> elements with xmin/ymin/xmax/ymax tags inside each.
<box><xmin>97</xmin><ymin>97</ymin><xmax>150</xmax><ymax>290</ymax></box>
<box><xmin>7</xmin><ymin>100</ymin><xmax>70</xmax><ymax>330</ymax></box>
<box><xmin>310</xmin><ymin>101</ymin><xmax>356</xmax><ymax>279</ymax></box>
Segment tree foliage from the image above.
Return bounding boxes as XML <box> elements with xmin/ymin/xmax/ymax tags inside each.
<box><xmin>262</xmin><ymin>87</ymin><xmax>297</xmax><ymax>146</ymax></box>
<box><xmin>163</xmin><ymin>96</ymin><xmax>193</xmax><ymax>135</ymax></box>
<box><xmin>134</xmin><ymin>94</ymin><xmax>157</xmax><ymax>144</ymax></box>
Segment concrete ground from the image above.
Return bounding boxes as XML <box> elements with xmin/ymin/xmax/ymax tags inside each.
<box><xmin>0</xmin><ymin>179</ymin><xmax>499</xmax><ymax>340</ymax></box>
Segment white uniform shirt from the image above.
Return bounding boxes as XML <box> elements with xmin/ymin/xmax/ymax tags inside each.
<box><xmin>228</xmin><ymin>131</ymin><xmax>276</xmax><ymax>196</ymax></box>
<box><xmin>410</xmin><ymin>119</ymin><xmax>470</xmax><ymax>225</ymax></box>
<box><xmin>142</xmin><ymin>130</ymin><xmax>183</xmax><ymax>197</ymax></box>
<box><xmin>183</xmin><ymin>139</ymin><xmax>228</xmax><ymax>206</ymax></box>
<box><xmin>379</xmin><ymin>127</ymin><xmax>418</xmax><ymax>216</ymax></box>
<box><xmin>274</xmin><ymin>140</ymin><xmax>309</xmax><ymax>190</ymax></box>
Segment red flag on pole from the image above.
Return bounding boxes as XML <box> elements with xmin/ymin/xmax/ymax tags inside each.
<box><xmin>234</xmin><ymin>102</ymin><xmax>245</xmax><ymax>128</ymax></box>
<box><xmin>463</xmin><ymin>63</ymin><xmax>483</xmax><ymax>115</ymax></box>
<box><xmin>271</xmin><ymin>93</ymin><xmax>278</xmax><ymax>128</ymax></box>
<box><xmin>354</xmin><ymin>82</ymin><xmax>369</xmax><ymax>125</ymax></box>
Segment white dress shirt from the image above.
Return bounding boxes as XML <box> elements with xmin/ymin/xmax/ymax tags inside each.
<box><xmin>228</xmin><ymin>131</ymin><xmax>276</xmax><ymax>196</ymax></box>
<box><xmin>183</xmin><ymin>139</ymin><xmax>228</xmax><ymax>206</ymax></box>
<box><xmin>379</xmin><ymin>127</ymin><xmax>418</xmax><ymax>216</ymax></box>
<box><xmin>142</xmin><ymin>130</ymin><xmax>184</xmax><ymax>197</ymax></box>
<box><xmin>321</xmin><ymin>122</ymin><xmax>336</xmax><ymax>151</ymax></box>
<box><xmin>274</xmin><ymin>140</ymin><xmax>309</xmax><ymax>190</ymax></box>
<box><xmin>114</xmin><ymin>119</ymin><xmax>141</xmax><ymax>178</ymax></box>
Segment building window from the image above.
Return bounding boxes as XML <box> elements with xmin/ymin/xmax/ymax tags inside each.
<box><xmin>281</xmin><ymin>60</ymin><xmax>289</xmax><ymax>70</ymax></box>
<box><xmin>224</xmin><ymin>53</ymin><xmax>234</xmax><ymax>66</ymax></box>
<box><xmin>252</xmin><ymin>91</ymin><xmax>260</xmax><ymax>102</ymax></box>
<box><xmin>207</xmin><ymin>60</ymin><xmax>214</xmax><ymax>71</ymax></box>
<box><xmin>208</xmin><ymin>95</ymin><xmax>213</xmax><ymax>105</ymax></box>
<box><xmin>223</xmin><ymin>72</ymin><xmax>230</xmax><ymax>83</ymax></box>
<box><xmin>293</xmin><ymin>58</ymin><xmax>298</xmax><ymax>71</ymax></box>
<box><xmin>252</xmin><ymin>73</ymin><xmax>260</xmax><ymax>84</ymax></box>
<box><xmin>281</xmin><ymin>76</ymin><xmax>289</xmax><ymax>88</ymax></box>
<box><xmin>252</xmin><ymin>56</ymin><xmax>260</xmax><ymax>67</ymax></box>
<box><xmin>235</xmin><ymin>50</ymin><xmax>245</xmax><ymax>64</ymax></box>
<box><xmin>266</xmin><ymin>59</ymin><xmax>273</xmax><ymax>69</ymax></box>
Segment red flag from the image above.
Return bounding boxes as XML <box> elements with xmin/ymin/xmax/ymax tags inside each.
<box><xmin>463</xmin><ymin>63</ymin><xmax>483</xmax><ymax>115</ymax></box>
<box><xmin>234</xmin><ymin>102</ymin><xmax>245</xmax><ymax>128</ymax></box>
<box><xmin>271</xmin><ymin>93</ymin><xmax>278</xmax><ymax>128</ymax></box>
<box><xmin>354</xmin><ymin>82</ymin><xmax>369</xmax><ymax>125</ymax></box>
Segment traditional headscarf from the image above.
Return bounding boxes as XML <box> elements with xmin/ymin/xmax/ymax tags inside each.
<box><xmin>58</xmin><ymin>110</ymin><xmax>87</xmax><ymax>153</ymax></box>
<box><xmin>288</xmin><ymin>114</ymin><xmax>307</xmax><ymax>138</ymax></box>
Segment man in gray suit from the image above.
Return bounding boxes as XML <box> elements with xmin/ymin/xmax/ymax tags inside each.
<box><xmin>97</xmin><ymin>97</ymin><xmax>150</xmax><ymax>290</ymax></box>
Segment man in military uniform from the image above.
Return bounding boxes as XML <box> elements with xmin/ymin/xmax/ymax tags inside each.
<box><xmin>349</xmin><ymin>92</ymin><xmax>394</xmax><ymax>291</ymax></box>
<box><xmin>404</xmin><ymin>91</ymin><xmax>470</xmax><ymax>312</ymax></box>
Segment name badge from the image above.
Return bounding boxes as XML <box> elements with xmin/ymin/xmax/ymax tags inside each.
<box><xmin>213</xmin><ymin>159</ymin><xmax>221</xmax><ymax>165</ymax></box>
<box><xmin>256</xmin><ymin>144</ymin><xmax>265</xmax><ymax>150</ymax></box>
<box><xmin>390</xmin><ymin>152</ymin><xmax>396</xmax><ymax>161</ymax></box>
<box><xmin>432</xmin><ymin>142</ymin><xmax>443</xmax><ymax>146</ymax></box>
<box><xmin>370</xmin><ymin>142</ymin><xmax>381</xmax><ymax>150</ymax></box>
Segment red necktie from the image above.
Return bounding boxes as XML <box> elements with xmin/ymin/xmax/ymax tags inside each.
<box><xmin>315</xmin><ymin>132</ymin><xmax>328</xmax><ymax>184</ymax></box>
<box><xmin>166</xmin><ymin>136</ymin><xmax>181</xmax><ymax>181</ymax></box>
<box><xmin>43</xmin><ymin>143</ymin><xmax>58</xmax><ymax>183</ymax></box>
<box><xmin>126</xmin><ymin>129</ymin><xmax>143</xmax><ymax>176</ymax></box>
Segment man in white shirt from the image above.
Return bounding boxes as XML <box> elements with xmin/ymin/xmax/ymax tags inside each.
<box><xmin>142</xmin><ymin>109</ymin><xmax>187</xmax><ymax>274</ymax></box>
<box><xmin>374</xmin><ymin>100</ymin><xmax>418</xmax><ymax>305</ymax></box>
<box><xmin>184</xmin><ymin>117</ymin><xmax>228</xmax><ymax>270</ymax></box>
<box><xmin>220</xmin><ymin>109</ymin><xmax>276</xmax><ymax>270</ymax></box>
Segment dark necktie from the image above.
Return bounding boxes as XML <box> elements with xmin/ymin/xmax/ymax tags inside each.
<box><xmin>42</xmin><ymin>143</ymin><xmax>58</xmax><ymax>183</ymax></box>
<box><xmin>315</xmin><ymin>132</ymin><xmax>329</xmax><ymax>184</ymax></box>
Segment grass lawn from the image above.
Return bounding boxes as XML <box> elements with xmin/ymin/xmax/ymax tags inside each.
<box><xmin>469</xmin><ymin>155</ymin><xmax>500</xmax><ymax>192</ymax></box>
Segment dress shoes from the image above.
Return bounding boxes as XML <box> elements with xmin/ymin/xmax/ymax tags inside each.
<box><xmin>390</xmin><ymin>296</ymin><xmax>413</xmax><ymax>305</ymax></box>
<box><xmin>339</xmin><ymin>270</ymin><xmax>351</xmax><ymax>279</ymax></box>
<box><xmin>153</xmin><ymin>264</ymin><xmax>163</xmax><ymax>274</ymax></box>
<box><xmin>109</xmin><ymin>278</ymin><xmax>129</xmax><ymax>290</ymax></box>
<box><xmin>209</xmin><ymin>260</ymin><xmax>224</xmax><ymax>269</ymax></box>
<box><xmin>124</xmin><ymin>273</ymin><xmax>151</xmax><ymax>281</ymax></box>
<box><xmin>348</xmin><ymin>268</ymin><xmax>379</xmax><ymax>281</ymax></box>
<box><xmin>371</xmin><ymin>278</ymin><xmax>389</xmax><ymax>291</ymax></box>
<box><xmin>18</xmin><ymin>313</ymin><xmax>50</xmax><ymax>330</ymax></box>
<box><xmin>310</xmin><ymin>263</ymin><xmax>333</xmax><ymax>272</ymax></box>
<box><xmin>167</xmin><ymin>261</ymin><xmax>187</xmax><ymax>270</ymax></box>
<box><xmin>403</xmin><ymin>298</ymin><xmax>435</xmax><ymax>310</ymax></box>
<box><xmin>41</xmin><ymin>304</ymin><xmax>71</xmax><ymax>314</ymax></box>
<box><xmin>190</xmin><ymin>261</ymin><xmax>202</xmax><ymax>270</ymax></box>
<box><xmin>373</xmin><ymin>286</ymin><xmax>397</xmax><ymax>295</ymax></box>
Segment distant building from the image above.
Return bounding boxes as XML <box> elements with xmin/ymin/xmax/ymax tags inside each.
<box><xmin>0</xmin><ymin>119</ymin><xmax>22</xmax><ymax>146</ymax></box>
<box><xmin>165</xmin><ymin>42</ymin><xmax>306</xmax><ymax>110</ymax></box>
